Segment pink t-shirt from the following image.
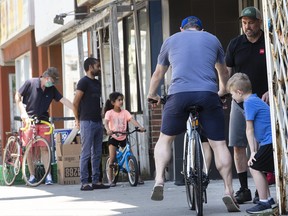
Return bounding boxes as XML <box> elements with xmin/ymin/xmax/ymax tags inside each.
<box><xmin>105</xmin><ymin>109</ymin><xmax>132</xmax><ymax>141</ymax></box>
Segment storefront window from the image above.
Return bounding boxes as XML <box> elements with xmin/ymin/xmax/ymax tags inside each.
<box><xmin>119</xmin><ymin>8</ymin><xmax>148</xmax><ymax>113</ymax></box>
<box><xmin>62</xmin><ymin>32</ymin><xmax>88</xmax><ymax>128</ymax></box>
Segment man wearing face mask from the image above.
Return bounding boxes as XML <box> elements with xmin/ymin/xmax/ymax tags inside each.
<box><xmin>15</xmin><ymin>67</ymin><xmax>73</xmax><ymax>185</ymax></box>
<box><xmin>73</xmin><ymin>57</ymin><xmax>110</xmax><ymax>191</ymax></box>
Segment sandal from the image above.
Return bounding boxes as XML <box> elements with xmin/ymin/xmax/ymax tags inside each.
<box><xmin>151</xmin><ymin>185</ymin><xmax>164</xmax><ymax>201</ymax></box>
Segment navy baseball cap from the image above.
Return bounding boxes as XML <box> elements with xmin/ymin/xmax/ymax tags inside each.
<box><xmin>181</xmin><ymin>16</ymin><xmax>203</xmax><ymax>30</ymax></box>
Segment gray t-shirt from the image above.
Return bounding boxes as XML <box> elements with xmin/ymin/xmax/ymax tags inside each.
<box><xmin>157</xmin><ymin>30</ymin><xmax>225</xmax><ymax>95</ymax></box>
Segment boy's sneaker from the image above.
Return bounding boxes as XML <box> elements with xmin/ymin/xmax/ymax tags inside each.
<box><xmin>235</xmin><ymin>188</ymin><xmax>252</xmax><ymax>204</ymax></box>
<box><xmin>269</xmin><ymin>198</ymin><xmax>276</xmax><ymax>206</ymax></box>
<box><xmin>246</xmin><ymin>201</ymin><xmax>272</xmax><ymax>214</ymax></box>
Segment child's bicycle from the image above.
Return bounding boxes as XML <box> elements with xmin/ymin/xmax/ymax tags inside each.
<box><xmin>2</xmin><ymin>117</ymin><xmax>53</xmax><ymax>187</ymax></box>
<box><xmin>105</xmin><ymin>127</ymin><xmax>143</xmax><ymax>186</ymax></box>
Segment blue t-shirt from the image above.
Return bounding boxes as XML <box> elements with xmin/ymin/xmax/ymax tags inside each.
<box><xmin>244</xmin><ymin>94</ymin><xmax>272</xmax><ymax>146</ymax></box>
<box><xmin>157</xmin><ymin>30</ymin><xmax>225</xmax><ymax>95</ymax></box>
<box><xmin>18</xmin><ymin>78</ymin><xmax>63</xmax><ymax>121</ymax></box>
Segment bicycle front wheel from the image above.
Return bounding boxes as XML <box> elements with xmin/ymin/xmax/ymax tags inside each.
<box><xmin>126</xmin><ymin>155</ymin><xmax>139</xmax><ymax>186</ymax></box>
<box><xmin>2</xmin><ymin>136</ymin><xmax>20</xmax><ymax>186</ymax></box>
<box><xmin>22</xmin><ymin>137</ymin><xmax>51</xmax><ymax>187</ymax></box>
<box><xmin>105</xmin><ymin>157</ymin><xmax>119</xmax><ymax>184</ymax></box>
<box><xmin>183</xmin><ymin>132</ymin><xmax>194</xmax><ymax>209</ymax></box>
<box><xmin>193</xmin><ymin>131</ymin><xmax>204</xmax><ymax>216</ymax></box>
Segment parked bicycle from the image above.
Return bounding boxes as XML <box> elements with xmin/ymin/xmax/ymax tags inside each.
<box><xmin>105</xmin><ymin>127</ymin><xmax>143</xmax><ymax>186</ymax></box>
<box><xmin>2</xmin><ymin>117</ymin><xmax>53</xmax><ymax>187</ymax></box>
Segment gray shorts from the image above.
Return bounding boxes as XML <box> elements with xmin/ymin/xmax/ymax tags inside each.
<box><xmin>228</xmin><ymin>100</ymin><xmax>248</xmax><ymax>147</ymax></box>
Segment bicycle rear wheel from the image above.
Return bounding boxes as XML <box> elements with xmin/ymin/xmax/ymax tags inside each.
<box><xmin>183</xmin><ymin>132</ymin><xmax>194</xmax><ymax>210</ymax></box>
<box><xmin>22</xmin><ymin>137</ymin><xmax>51</xmax><ymax>187</ymax></box>
<box><xmin>126</xmin><ymin>155</ymin><xmax>138</xmax><ymax>186</ymax></box>
<box><xmin>193</xmin><ymin>131</ymin><xmax>203</xmax><ymax>216</ymax></box>
<box><xmin>105</xmin><ymin>157</ymin><xmax>119</xmax><ymax>184</ymax></box>
<box><xmin>2</xmin><ymin>136</ymin><xmax>20</xmax><ymax>186</ymax></box>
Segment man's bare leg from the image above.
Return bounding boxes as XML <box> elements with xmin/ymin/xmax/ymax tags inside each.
<box><xmin>209</xmin><ymin>139</ymin><xmax>234</xmax><ymax>196</ymax></box>
<box><xmin>151</xmin><ymin>133</ymin><xmax>175</xmax><ymax>201</ymax></box>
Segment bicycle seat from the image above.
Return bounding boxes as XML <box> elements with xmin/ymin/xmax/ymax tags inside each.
<box><xmin>187</xmin><ymin>105</ymin><xmax>203</xmax><ymax>114</ymax></box>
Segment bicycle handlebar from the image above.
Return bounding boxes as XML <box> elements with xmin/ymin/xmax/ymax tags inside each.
<box><xmin>112</xmin><ymin>127</ymin><xmax>146</xmax><ymax>136</ymax></box>
<box><xmin>148</xmin><ymin>96</ymin><xmax>167</xmax><ymax>105</ymax></box>
<box><xmin>20</xmin><ymin>117</ymin><xmax>53</xmax><ymax>135</ymax></box>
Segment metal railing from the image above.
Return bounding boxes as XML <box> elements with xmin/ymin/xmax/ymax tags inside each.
<box><xmin>263</xmin><ymin>0</ymin><xmax>288</xmax><ymax>214</ymax></box>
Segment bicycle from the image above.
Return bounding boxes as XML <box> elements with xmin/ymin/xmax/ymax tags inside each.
<box><xmin>105</xmin><ymin>127</ymin><xmax>143</xmax><ymax>186</ymax></box>
<box><xmin>182</xmin><ymin>105</ymin><xmax>210</xmax><ymax>216</ymax></box>
<box><xmin>2</xmin><ymin>117</ymin><xmax>53</xmax><ymax>187</ymax></box>
<box><xmin>148</xmin><ymin>96</ymin><xmax>210</xmax><ymax>216</ymax></box>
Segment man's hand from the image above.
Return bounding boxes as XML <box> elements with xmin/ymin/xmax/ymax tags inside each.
<box><xmin>147</xmin><ymin>93</ymin><xmax>161</xmax><ymax>108</ymax></box>
<box><xmin>261</xmin><ymin>91</ymin><xmax>269</xmax><ymax>104</ymax></box>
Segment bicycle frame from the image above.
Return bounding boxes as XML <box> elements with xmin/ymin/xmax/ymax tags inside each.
<box><xmin>116</xmin><ymin>140</ymin><xmax>133</xmax><ymax>172</ymax></box>
<box><xmin>186</xmin><ymin>114</ymin><xmax>208</xmax><ymax>176</ymax></box>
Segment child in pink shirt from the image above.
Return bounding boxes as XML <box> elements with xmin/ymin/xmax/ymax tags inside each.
<box><xmin>104</xmin><ymin>92</ymin><xmax>145</xmax><ymax>186</ymax></box>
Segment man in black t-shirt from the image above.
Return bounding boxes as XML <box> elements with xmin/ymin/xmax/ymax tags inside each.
<box><xmin>73</xmin><ymin>57</ymin><xmax>110</xmax><ymax>191</ymax></box>
<box><xmin>225</xmin><ymin>7</ymin><xmax>269</xmax><ymax>205</ymax></box>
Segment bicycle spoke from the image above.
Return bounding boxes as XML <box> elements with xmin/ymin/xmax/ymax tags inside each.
<box><xmin>127</xmin><ymin>155</ymin><xmax>138</xmax><ymax>186</ymax></box>
<box><xmin>22</xmin><ymin>137</ymin><xmax>51</xmax><ymax>187</ymax></box>
<box><xmin>2</xmin><ymin>136</ymin><xmax>20</xmax><ymax>186</ymax></box>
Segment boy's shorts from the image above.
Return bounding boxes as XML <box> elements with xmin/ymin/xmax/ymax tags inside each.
<box><xmin>228</xmin><ymin>100</ymin><xmax>248</xmax><ymax>147</ymax></box>
<box><xmin>161</xmin><ymin>91</ymin><xmax>225</xmax><ymax>141</ymax></box>
<box><xmin>108</xmin><ymin>137</ymin><xmax>126</xmax><ymax>148</ymax></box>
<box><xmin>249</xmin><ymin>144</ymin><xmax>274</xmax><ymax>172</ymax></box>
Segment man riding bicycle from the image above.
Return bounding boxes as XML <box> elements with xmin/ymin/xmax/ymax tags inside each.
<box><xmin>147</xmin><ymin>16</ymin><xmax>240</xmax><ymax>212</ymax></box>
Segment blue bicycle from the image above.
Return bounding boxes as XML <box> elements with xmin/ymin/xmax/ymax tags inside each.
<box><xmin>105</xmin><ymin>127</ymin><xmax>142</xmax><ymax>186</ymax></box>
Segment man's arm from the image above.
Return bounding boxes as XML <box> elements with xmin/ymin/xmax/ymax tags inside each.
<box><xmin>215</xmin><ymin>62</ymin><xmax>230</xmax><ymax>96</ymax></box>
<box><xmin>73</xmin><ymin>90</ymin><xmax>84</xmax><ymax>127</ymax></box>
<box><xmin>60</xmin><ymin>97</ymin><xmax>74</xmax><ymax>110</ymax></box>
<box><xmin>15</xmin><ymin>91</ymin><xmax>28</xmax><ymax>121</ymax></box>
<box><xmin>147</xmin><ymin>64</ymin><xmax>168</xmax><ymax>103</ymax></box>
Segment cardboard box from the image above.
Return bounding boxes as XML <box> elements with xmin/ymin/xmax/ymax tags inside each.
<box><xmin>56</xmin><ymin>133</ymin><xmax>81</xmax><ymax>185</ymax></box>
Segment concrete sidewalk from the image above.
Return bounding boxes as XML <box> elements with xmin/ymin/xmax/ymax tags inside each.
<box><xmin>0</xmin><ymin>178</ymin><xmax>277</xmax><ymax>216</ymax></box>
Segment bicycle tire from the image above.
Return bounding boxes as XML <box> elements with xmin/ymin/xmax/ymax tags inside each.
<box><xmin>183</xmin><ymin>132</ymin><xmax>194</xmax><ymax>210</ymax></box>
<box><xmin>105</xmin><ymin>157</ymin><xmax>119</xmax><ymax>184</ymax></box>
<box><xmin>22</xmin><ymin>137</ymin><xmax>51</xmax><ymax>187</ymax></box>
<box><xmin>127</xmin><ymin>155</ymin><xmax>138</xmax><ymax>186</ymax></box>
<box><xmin>2</xmin><ymin>136</ymin><xmax>20</xmax><ymax>186</ymax></box>
<box><xmin>193</xmin><ymin>131</ymin><xmax>203</xmax><ymax>216</ymax></box>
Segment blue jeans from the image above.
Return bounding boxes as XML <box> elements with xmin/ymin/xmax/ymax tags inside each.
<box><xmin>80</xmin><ymin>120</ymin><xmax>103</xmax><ymax>184</ymax></box>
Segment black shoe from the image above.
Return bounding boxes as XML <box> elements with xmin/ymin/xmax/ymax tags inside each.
<box><xmin>235</xmin><ymin>188</ymin><xmax>252</xmax><ymax>204</ymax></box>
<box><xmin>80</xmin><ymin>184</ymin><xmax>93</xmax><ymax>191</ymax></box>
<box><xmin>253</xmin><ymin>190</ymin><xmax>259</xmax><ymax>204</ymax></box>
<box><xmin>92</xmin><ymin>184</ymin><xmax>110</xmax><ymax>189</ymax></box>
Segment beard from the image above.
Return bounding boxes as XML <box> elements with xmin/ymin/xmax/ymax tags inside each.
<box><xmin>92</xmin><ymin>69</ymin><xmax>100</xmax><ymax>76</ymax></box>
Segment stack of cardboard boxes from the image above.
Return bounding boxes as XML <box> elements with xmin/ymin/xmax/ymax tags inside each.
<box><xmin>56</xmin><ymin>131</ymin><xmax>81</xmax><ymax>185</ymax></box>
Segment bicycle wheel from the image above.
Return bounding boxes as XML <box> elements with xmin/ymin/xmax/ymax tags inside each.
<box><xmin>2</xmin><ymin>136</ymin><xmax>20</xmax><ymax>186</ymax></box>
<box><xmin>192</xmin><ymin>131</ymin><xmax>203</xmax><ymax>216</ymax></box>
<box><xmin>183</xmin><ymin>132</ymin><xmax>194</xmax><ymax>210</ymax></box>
<box><xmin>22</xmin><ymin>137</ymin><xmax>51</xmax><ymax>187</ymax></box>
<box><xmin>105</xmin><ymin>157</ymin><xmax>119</xmax><ymax>184</ymax></box>
<box><xmin>126</xmin><ymin>155</ymin><xmax>138</xmax><ymax>186</ymax></box>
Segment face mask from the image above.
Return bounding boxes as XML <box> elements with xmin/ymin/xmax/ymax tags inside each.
<box><xmin>45</xmin><ymin>81</ymin><xmax>54</xmax><ymax>87</ymax></box>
